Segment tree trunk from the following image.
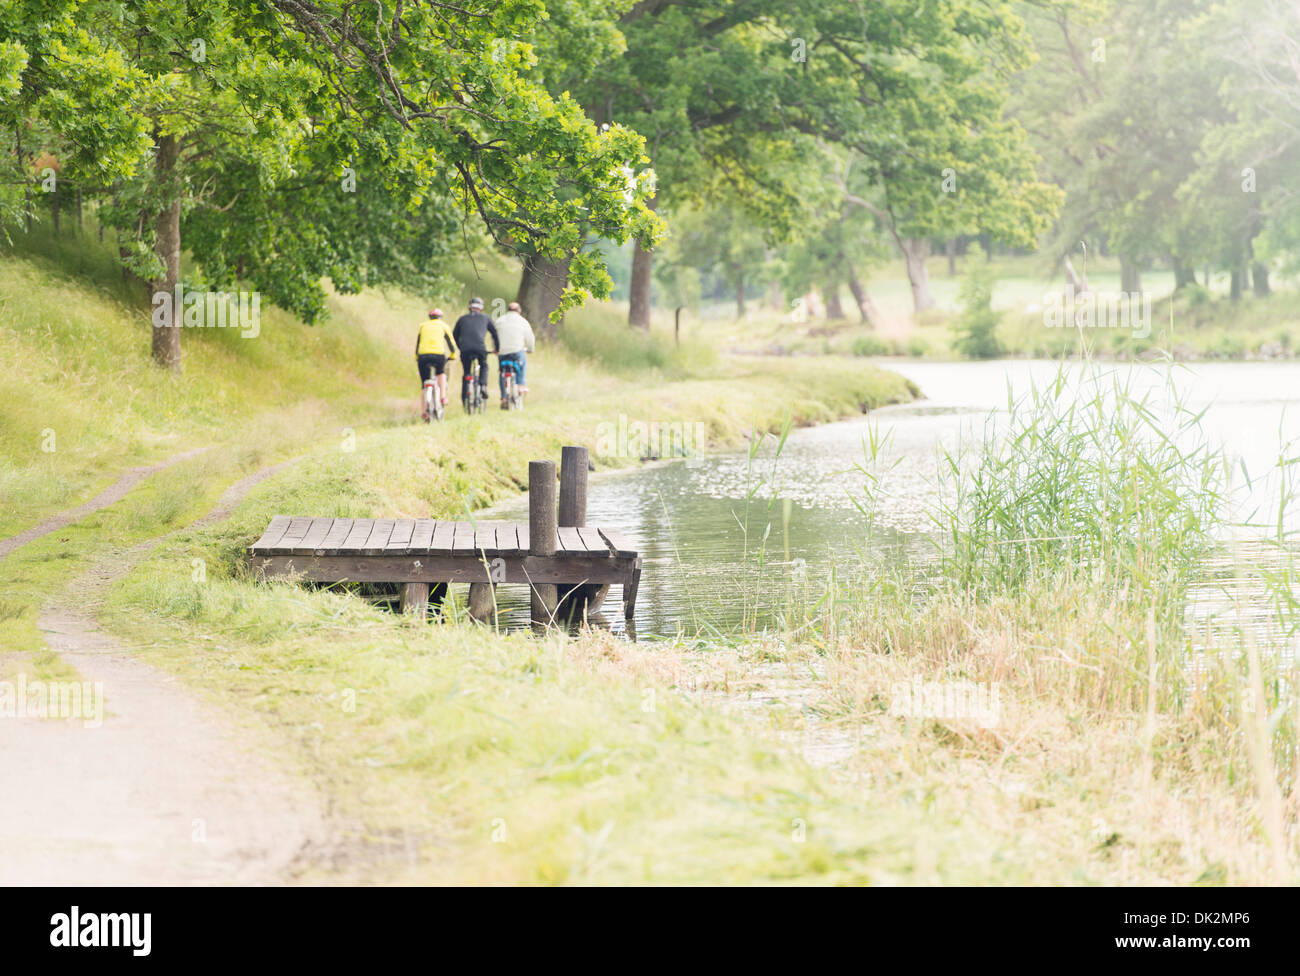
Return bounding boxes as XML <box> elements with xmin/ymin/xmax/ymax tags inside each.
<box><xmin>628</xmin><ymin>195</ymin><xmax>658</xmax><ymax>330</ymax></box>
<box><xmin>51</xmin><ymin>185</ymin><xmax>60</xmax><ymax>234</ymax></box>
<box><xmin>824</xmin><ymin>284</ymin><xmax>846</xmax><ymax>320</ymax></box>
<box><xmin>516</xmin><ymin>252</ymin><xmax>572</xmax><ymax>340</ymax></box>
<box><xmin>900</xmin><ymin>237</ymin><xmax>935</xmax><ymax>312</ymax></box>
<box><xmin>1228</xmin><ymin>238</ymin><xmax>1249</xmax><ymax>303</ymax></box>
<box><xmin>1172</xmin><ymin>258</ymin><xmax>1196</xmax><ymax>290</ymax></box>
<box><xmin>845</xmin><ymin>262</ymin><xmax>881</xmax><ymax>328</ymax></box>
<box><xmin>734</xmin><ymin>275</ymin><xmax>746</xmax><ymax>318</ymax></box>
<box><xmin>946</xmin><ymin>238</ymin><xmax>957</xmax><ymax>277</ymax></box>
<box><xmin>17</xmin><ymin>129</ymin><xmax>31</xmax><ymax>234</ymax></box>
<box><xmin>1252</xmin><ymin>261</ymin><xmax>1270</xmax><ymax>297</ymax></box>
<box><xmin>1119</xmin><ymin>255</ymin><xmax>1141</xmax><ymax>294</ymax></box>
<box><xmin>151</xmin><ymin>134</ymin><xmax>183</xmax><ymax>372</ymax></box>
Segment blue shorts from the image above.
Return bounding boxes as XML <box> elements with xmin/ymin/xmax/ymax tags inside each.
<box><xmin>499</xmin><ymin>351</ymin><xmax>526</xmax><ymax>393</ymax></box>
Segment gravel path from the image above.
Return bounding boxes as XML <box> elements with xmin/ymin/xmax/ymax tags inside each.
<box><xmin>0</xmin><ymin>448</ymin><xmax>210</xmax><ymax>561</ymax></box>
<box><xmin>0</xmin><ymin>458</ymin><xmax>328</xmax><ymax>885</ymax></box>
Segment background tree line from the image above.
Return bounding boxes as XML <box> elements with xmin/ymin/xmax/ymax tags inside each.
<box><xmin>4</xmin><ymin>0</ymin><xmax>1297</xmax><ymax>365</ymax></box>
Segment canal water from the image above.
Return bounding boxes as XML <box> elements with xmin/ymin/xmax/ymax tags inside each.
<box><xmin>482</xmin><ymin>360</ymin><xmax>1300</xmax><ymax>638</ymax></box>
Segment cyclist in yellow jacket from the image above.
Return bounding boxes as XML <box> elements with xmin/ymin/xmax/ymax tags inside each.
<box><xmin>416</xmin><ymin>309</ymin><xmax>457</xmax><ymax>420</ymax></box>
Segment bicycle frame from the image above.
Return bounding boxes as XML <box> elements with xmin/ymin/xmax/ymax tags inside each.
<box><xmin>500</xmin><ymin>360</ymin><xmax>522</xmax><ymax>410</ymax></box>
<box><xmin>462</xmin><ymin>366</ymin><xmax>484</xmax><ymax>414</ymax></box>
<box><xmin>423</xmin><ymin>379</ymin><xmax>442</xmax><ymax>421</ymax></box>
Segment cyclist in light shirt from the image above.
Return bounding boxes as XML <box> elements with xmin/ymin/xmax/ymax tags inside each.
<box><xmin>495</xmin><ymin>301</ymin><xmax>536</xmax><ymax>403</ymax></box>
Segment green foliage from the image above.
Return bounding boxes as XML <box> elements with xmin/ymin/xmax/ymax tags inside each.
<box><xmin>851</xmin><ymin>335</ymin><xmax>891</xmax><ymax>357</ymax></box>
<box><xmin>1181</xmin><ymin>282</ymin><xmax>1211</xmax><ymax>308</ymax></box>
<box><xmin>3</xmin><ymin>0</ymin><xmax>661</xmax><ymax>340</ymax></box>
<box><xmin>950</xmin><ymin>262</ymin><xmax>1002</xmax><ymax>359</ymax></box>
<box><xmin>654</xmin><ymin>199</ymin><xmax>771</xmax><ymax>315</ymax></box>
<box><xmin>1012</xmin><ymin>0</ymin><xmax>1300</xmax><ymax>291</ymax></box>
<box><xmin>790</xmin><ymin>0</ymin><xmax>1062</xmax><ymax>248</ymax></box>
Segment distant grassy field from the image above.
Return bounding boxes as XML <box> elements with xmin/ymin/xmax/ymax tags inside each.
<box><xmin>679</xmin><ymin>252</ymin><xmax>1300</xmax><ymax>361</ymax></box>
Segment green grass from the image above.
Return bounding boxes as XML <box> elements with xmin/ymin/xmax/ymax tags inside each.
<box><xmin>2</xmin><ymin>226</ymin><xmax>937</xmax><ymax>882</ymax></box>
<box><xmin>17</xmin><ymin>226</ymin><xmax>1292</xmax><ymax>883</ymax></box>
<box><xmin>994</xmin><ymin>288</ymin><xmax>1300</xmax><ymax>361</ymax></box>
<box><xmin>0</xmin><ymin>224</ymin><xmax>404</xmax><ymax>538</ymax></box>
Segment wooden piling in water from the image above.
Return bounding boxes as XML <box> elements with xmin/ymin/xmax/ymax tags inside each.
<box><xmin>558</xmin><ymin>445</ymin><xmax>607</xmax><ymax>620</ymax></box>
<box><xmin>558</xmin><ymin>446</ymin><xmax>589</xmax><ymax>528</ymax></box>
<box><xmin>529</xmin><ymin>459</ymin><xmax>558</xmax><ymax>629</ymax></box>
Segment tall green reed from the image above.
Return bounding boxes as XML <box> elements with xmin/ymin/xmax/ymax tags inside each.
<box><xmin>937</xmin><ymin>364</ymin><xmax>1226</xmax><ymax>602</ymax></box>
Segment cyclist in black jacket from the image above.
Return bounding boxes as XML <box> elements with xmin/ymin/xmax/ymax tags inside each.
<box><xmin>452</xmin><ymin>297</ymin><xmax>499</xmax><ymax>401</ymax></box>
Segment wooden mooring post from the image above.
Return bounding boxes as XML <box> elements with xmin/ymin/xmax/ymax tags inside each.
<box><xmin>558</xmin><ymin>446</ymin><xmax>609</xmax><ymax>621</ymax></box>
<box><xmin>529</xmin><ymin>458</ymin><xmax>558</xmax><ymax>630</ymax></box>
<box><xmin>558</xmin><ymin>445</ymin><xmax>589</xmax><ymax>527</ymax></box>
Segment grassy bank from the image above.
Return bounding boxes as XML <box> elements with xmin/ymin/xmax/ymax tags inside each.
<box><xmin>81</xmin><ymin>354</ymin><xmax>913</xmax><ymax>882</ymax></box>
<box><xmin>2</xmin><ymin>231</ymin><xmax>928</xmax><ymax>884</ymax></box>
<box><xmin>10</xmin><ymin>229</ymin><xmax>1294</xmax><ymax>884</ymax></box>
<box><xmin>0</xmin><ymin>227</ymin><xmax>402</xmax><ymax>539</ymax></box>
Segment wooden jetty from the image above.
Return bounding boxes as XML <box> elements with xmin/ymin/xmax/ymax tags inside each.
<box><xmin>248</xmin><ymin>447</ymin><xmax>641</xmax><ymax>628</ymax></box>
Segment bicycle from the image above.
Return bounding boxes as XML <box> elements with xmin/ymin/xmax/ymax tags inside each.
<box><xmin>422</xmin><ymin>379</ymin><xmax>445</xmax><ymax>422</ymax></box>
<box><xmin>461</xmin><ymin>366</ymin><xmax>486</xmax><ymax>415</ymax></box>
<box><xmin>499</xmin><ymin>358</ymin><xmax>524</xmax><ymax>412</ymax></box>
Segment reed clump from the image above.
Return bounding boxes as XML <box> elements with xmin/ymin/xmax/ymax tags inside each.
<box><xmin>768</xmin><ymin>363</ymin><xmax>1299</xmax><ymax>881</ymax></box>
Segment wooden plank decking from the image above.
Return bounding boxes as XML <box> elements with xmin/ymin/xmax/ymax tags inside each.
<box><xmin>248</xmin><ymin>447</ymin><xmax>643</xmax><ymax>627</ymax></box>
<box><xmin>249</xmin><ymin>516</ymin><xmax>642</xmax><ymax>619</ymax></box>
<box><xmin>251</xmin><ymin>517</ymin><xmax>619</xmax><ymax>559</ymax></box>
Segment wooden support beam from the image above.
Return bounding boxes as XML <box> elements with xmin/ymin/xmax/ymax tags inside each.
<box><xmin>250</xmin><ymin>553</ymin><xmax>632</xmax><ymax>585</ymax></box>
<box><xmin>467</xmin><ymin>581</ymin><xmax>496</xmax><ymax>623</ymax></box>
<box><xmin>400</xmin><ymin>581</ymin><xmax>429</xmax><ymax>618</ymax></box>
<box><xmin>623</xmin><ymin>559</ymin><xmax>642</xmax><ymax>622</ymax></box>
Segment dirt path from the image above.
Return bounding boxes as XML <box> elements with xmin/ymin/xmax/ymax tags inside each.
<box><xmin>0</xmin><ymin>458</ymin><xmax>329</xmax><ymax>885</ymax></box>
<box><xmin>0</xmin><ymin>447</ymin><xmax>210</xmax><ymax>561</ymax></box>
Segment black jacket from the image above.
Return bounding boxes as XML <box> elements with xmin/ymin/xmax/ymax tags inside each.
<box><xmin>452</xmin><ymin>311</ymin><xmax>499</xmax><ymax>354</ymax></box>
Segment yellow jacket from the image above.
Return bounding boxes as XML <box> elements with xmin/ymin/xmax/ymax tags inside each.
<box><xmin>416</xmin><ymin>320</ymin><xmax>457</xmax><ymax>358</ymax></box>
